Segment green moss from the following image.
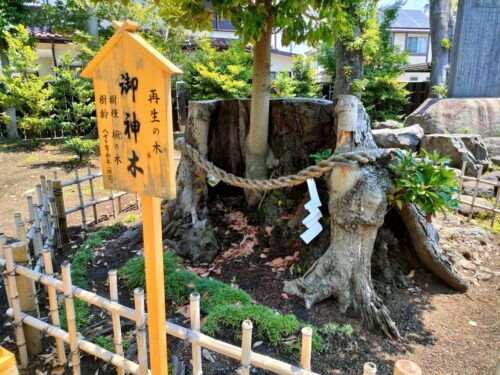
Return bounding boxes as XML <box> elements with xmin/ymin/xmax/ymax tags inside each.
<box><xmin>94</xmin><ymin>335</ymin><xmax>131</xmax><ymax>353</ymax></box>
<box><xmin>120</xmin><ymin>252</ymin><xmax>324</xmax><ymax>353</ymax></box>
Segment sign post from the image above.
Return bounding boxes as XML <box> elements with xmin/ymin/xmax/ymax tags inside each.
<box><xmin>81</xmin><ymin>20</ymin><xmax>182</xmax><ymax>375</ymax></box>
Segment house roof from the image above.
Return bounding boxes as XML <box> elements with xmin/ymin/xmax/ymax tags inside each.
<box><xmin>391</xmin><ymin>9</ymin><xmax>430</xmax><ymax>30</ymax></box>
<box><xmin>28</xmin><ymin>26</ymin><xmax>73</xmax><ymax>42</ymax></box>
<box><xmin>184</xmin><ymin>37</ymin><xmax>297</xmax><ymax>57</ymax></box>
<box><xmin>81</xmin><ymin>21</ymin><xmax>182</xmax><ymax>78</ymax></box>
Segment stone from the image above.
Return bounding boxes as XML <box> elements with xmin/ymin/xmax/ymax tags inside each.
<box><xmin>420</xmin><ymin>134</ymin><xmax>489</xmax><ymax>175</ymax></box>
<box><xmin>475</xmin><ymin>271</ymin><xmax>493</xmax><ymax>281</ymax></box>
<box><xmin>371</xmin><ymin>124</ymin><xmax>423</xmax><ymax>150</ymax></box>
<box><xmin>448</xmin><ymin>0</ymin><xmax>500</xmax><ymax>97</ymax></box>
<box><xmin>371</xmin><ymin>119</ymin><xmax>403</xmax><ymax>130</ymax></box>
<box><xmin>483</xmin><ymin>137</ymin><xmax>500</xmax><ymax>157</ymax></box>
<box><xmin>460</xmin><ymin>258</ymin><xmax>476</xmax><ymax>271</ymax></box>
<box><xmin>404</xmin><ymin>98</ymin><xmax>500</xmax><ymax>137</ymax></box>
<box><xmin>492</xmin><ymin>156</ymin><xmax>500</xmax><ymax>167</ymax></box>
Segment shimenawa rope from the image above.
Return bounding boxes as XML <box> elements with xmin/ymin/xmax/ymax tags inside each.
<box><xmin>174</xmin><ymin>138</ymin><xmax>390</xmax><ymax>191</ymax></box>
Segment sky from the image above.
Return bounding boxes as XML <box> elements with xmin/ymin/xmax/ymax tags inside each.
<box><xmin>379</xmin><ymin>0</ymin><xmax>428</xmax><ymax>9</ymax></box>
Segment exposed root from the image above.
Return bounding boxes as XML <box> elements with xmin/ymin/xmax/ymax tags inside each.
<box><xmin>397</xmin><ymin>203</ymin><xmax>468</xmax><ymax>292</ymax></box>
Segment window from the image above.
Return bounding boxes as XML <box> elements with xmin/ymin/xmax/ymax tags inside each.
<box><xmin>406</xmin><ymin>36</ymin><xmax>428</xmax><ymax>54</ymax></box>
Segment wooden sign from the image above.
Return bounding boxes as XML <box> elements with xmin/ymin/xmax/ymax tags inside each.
<box><xmin>82</xmin><ymin>21</ymin><xmax>182</xmax><ymax>375</ymax></box>
<box><xmin>81</xmin><ymin>20</ymin><xmax>182</xmax><ymax>199</ymax></box>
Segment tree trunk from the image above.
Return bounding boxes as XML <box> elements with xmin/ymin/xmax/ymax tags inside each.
<box><xmin>85</xmin><ymin>6</ymin><xmax>99</xmax><ymax>39</ymax></box>
<box><xmin>284</xmin><ymin>96</ymin><xmax>401</xmax><ymax>339</ymax></box>
<box><xmin>396</xmin><ymin>203</ymin><xmax>468</xmax><ymax>292</ymax></box>
<box><xmin>332</xmin><ymin>26</ymin><xmax>364</xmax><ymax>100</ymax></box>
<box><xmin>0</xmin><ymin>48</ymin><xmax>19</xmax><ymax>139</ymax></box>
<box><xmin>244</xmin><ymin>4</ymin><xmax>273</xmax><ymax>206</ymax></box>
<box><xmin>429</xmin><ymin>0</ymin><xmax>453</xmax><ymax>96</ymax></box>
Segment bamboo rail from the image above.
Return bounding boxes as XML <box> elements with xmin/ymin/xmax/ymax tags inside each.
<box><xmin>456</xmin><ymin>161</ymin><xmax>500</xmax><ymax>227</ymax></box>
<box><xmin>5</xmin><ymin>309</ymin><xmax>145</xmax><ymax>375</ymax></box>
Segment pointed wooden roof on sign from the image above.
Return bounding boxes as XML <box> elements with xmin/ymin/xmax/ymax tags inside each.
<box><xmin>81</xmin><ymin>20</ymin><xmax>182</xmax><ymax>79</ymax></box>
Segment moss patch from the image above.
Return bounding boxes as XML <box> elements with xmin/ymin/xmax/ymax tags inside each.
<box><xmin>120</xmin><ymin>252</ymin><xmax>324</xmax><ymax>353</ymax></box>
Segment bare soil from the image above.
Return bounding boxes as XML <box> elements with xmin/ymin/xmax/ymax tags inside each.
<box><xmin>0</xmin><ymin>143</ymin><xmax>498</xmax><ymax>375</ymax></box>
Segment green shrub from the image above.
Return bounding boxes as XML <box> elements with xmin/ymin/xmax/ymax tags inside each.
<box><xmin>388</xmin><ymin>149</ymin><xmax>459</xmax><ymax>220</ymax></box>
<box><xmin>120</xmin><ymin>252</ymin><xmax>324</xmax><ymax>352</ymax></box>
<box><xmin>271</xmin><ymin>70</ymin><xmax>296</xmax><ymax>98</ymax></box>
<box><xmin>182</xmin><ymin>38</ymin><xmax>252</xmax><ymax>100</ymax></box>
<box><xmin>63</xmin><ymin>137</ymin><xmax>99</xmax><ymax>162</ymax></box>
<box><xmin>94</xmin><ymin>335</ymin><xmax>131</xmax><ymax>353</ymax></box>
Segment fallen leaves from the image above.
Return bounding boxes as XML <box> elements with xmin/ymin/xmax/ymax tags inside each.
<box><xmin>265</xmin><ymin>251</ymin><xmax>300</xmax><ymax>273</ymax></box>
<box><xmin>221</xmin><ymin>211</ymin><xmax>259</xmax><ymax>260</ymax></box>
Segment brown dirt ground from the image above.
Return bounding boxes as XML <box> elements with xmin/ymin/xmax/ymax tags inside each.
<box><xmin>0</xmin><ymin>142</ymin><xmax>499</xmax><ymax>375</ymax></box>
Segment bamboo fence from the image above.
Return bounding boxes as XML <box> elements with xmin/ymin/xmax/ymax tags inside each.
<box><xmin>0</xmin><ymin>254</ymin><xmax>324</xmax><ymax>375</ymax></box>
<box><xmin>456</xmin><ymin>162</ymin><xmax>500</xmax><ymax>226</ymax></box>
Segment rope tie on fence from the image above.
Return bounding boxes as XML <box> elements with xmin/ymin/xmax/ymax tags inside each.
<box><xmin>174</xmin><ymin>138</ymin><xmax>390</xmax><ymax>191</ymax></box>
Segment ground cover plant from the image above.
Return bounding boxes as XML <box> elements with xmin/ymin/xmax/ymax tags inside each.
<box><xmin>120</xmin><ymin>251</ymin><xmax>324</xmax><ymax>353</ymax></box>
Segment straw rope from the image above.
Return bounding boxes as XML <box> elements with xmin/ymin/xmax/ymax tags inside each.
<box><xmin>174</xmin><ymin>138</ymin><xmax>390</xmax><ymax>191</ymax></box>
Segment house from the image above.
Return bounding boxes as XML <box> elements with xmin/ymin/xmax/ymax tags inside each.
<box><xmin>197</xmin><ymin>13</ymin><xmax>307</xmax><ymax>78</ymax></box>
<box><xmin>29</xmin><ymin>27</ymin><xmax>77</xmax><ymax>78</ymax></box>
<box><xmin>390</xmin><ymin>9</ymin><xmax>432</xmax><ymax>82</ymax></box>
<box><xmin>27</xmin><ymin>3</ymin><xmax>306</xmax><ymax>79</ymax></box>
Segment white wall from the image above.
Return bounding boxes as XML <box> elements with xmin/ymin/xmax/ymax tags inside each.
<box><xmin>36</xmin><ymin>42</ymin><xmax>77</xmax><ymax>77</ymax></box>
<box><xmin>270</xmin><ymin>53</ymin><xmax>294</xmax><ymax>74</ymax></box>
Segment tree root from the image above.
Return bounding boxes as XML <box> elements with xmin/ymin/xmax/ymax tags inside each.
<box><xmin>396</xmin><ymin>203</ymin><xmax>468</xmax><ymax>292</ymax></box>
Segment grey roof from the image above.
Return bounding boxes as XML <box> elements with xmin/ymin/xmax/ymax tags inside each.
<box><xmin>391</xmin><ymin>9</ymin><xmax>430</xmax><ymax>29</ymax></box>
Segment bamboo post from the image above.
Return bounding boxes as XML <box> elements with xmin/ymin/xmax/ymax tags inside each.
<box><xmin>36</xmin><ymin>183</ymin><xmax>49</xmax><ymax>238</ymax></box>
<box><xmin>47</xmin><ymin>180</ymin><xmax>62</xmax><ymax>248</ymax></box>
<box><xmin>27</xmin><ymin>196</ymin><xmax>35</xmax><ymax>225</ymax></box>
<box><xmin>0</xmin><ymin>233</ymin><xmax>11</xmax><ymax>309</ymax></box>
<box><xmin>61</xmin><ymin>261</ymin><xmax>81</xmax><ymax>375</ymax></box>
<box><xmin>42</xmin><ymin>249</ymin><xmax>66</xmax><ymax>366</ymax></box>
<box><xmin>136</xmin><ymin>194</ymin><xmax>141</xmax><ymax>210</ymax></box>
<box><xmin>108</xmin><ymin>270</ymin><xmax>124</xmax><ymax>375</ymax></box>
<box><xmin>240</xmin><ymin>320</ymin><xmax>253</xmax><ymax>375</ymax></box>
<box><xmin>32</xmin><ymin>203</ymin><xmax>43</xmax><ymax>256</ymax></box>
<box><xmin>491</xmin><ymin>184</ymin><xmax>500</xmax><ymax>227</ymax></box>
<box><xmin>190</xmin><ymin>292</ymin><xmax>202</xmax><ymax>375</ymax></box>
<box><xmin>300</xmin><ymin>327</ymin><xmax>313</xmax><ymax>372</ymax></box>
<box><xmin>52</xmin><ymin>180</ymin><xmax>69</xmax><ymax>244</ymax></box>
<box><xmin>363</xmin><ymin>362</ymin><xmax>377</xmax><ymax>375</ymax></box>
<box><xmin>11</xmin><ymin>241</ymin><xmax>42</xmax><ymax>356</ymax></box>
<box><xmin>41</xmin><ymin>175</ymin><xmax>53</xmax><ymax>243</ymax></box>
<box><xmin>75</xmin><ymin>169</ymin><xmax>87</xmax><ymax>230</ymax></box>
<box><xmin>87</xmin><ymin>166</ymin><xmax>98</xmax><ymax>224</ymax></box>
<box><xmin>117</xmin><ymin>195</ymin><xmax>123</xmax><ymax>214</ymax></box>
<box><xmin>134</xmin><ymin>288</ymin><xmax>148</xmax><ymax>375</ymax></box>
<box><xmin>14</xmin><ymin>213</ymin><xmax>27</xmax><ymax>244</ymax></box>
<box><xmin>456</xmin><ymin>161</ymin><xmax>467</xmax><ymax>204</ymax></box>
<box><xmin>3</xmin><ymin>245</ymin><xmax>29</xmax><ymax>368</ymax></box>
<box><xmin>467</xmin><ymin>165</ymin><xmax>483</xmax><ymax>222</ymax></box>
<box><xmin>393</xmin><ymin>359</ymin><xmax>421</xmax><ymax>375</ymax></box>
<box><xmin>110</xmin><ymin>189</ymin><xmax>117</xmax><ymax>218</ymax></box>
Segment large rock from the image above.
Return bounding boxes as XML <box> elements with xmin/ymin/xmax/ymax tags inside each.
<box><xmin>483</xmin><ymin>137</ymin><xmax>500</xmax><ymax>157</ymax></box>
<box><xmin>421</xmin><ymin>134</ymin><xmax>490</xmax><ymax>175</ymax></box>
<box><xmin>371</xmin><ymin>124</ymin><xmax>423</xmax><ymax>150</ymax></box>
<box><xmin>371</xmin><ymin>119</ymin><xmax>403</xmax><ymax>130</ymax></box>
<box><xmin>405</xmin><ymin>98</ymin><xmax>500</xmax><ymax>137</ymax></box>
